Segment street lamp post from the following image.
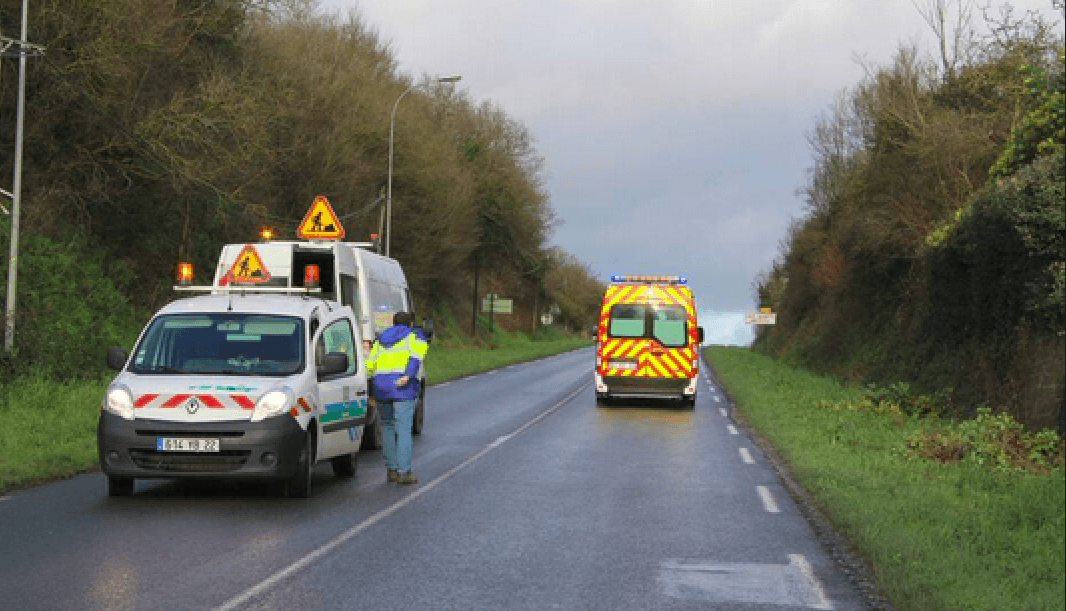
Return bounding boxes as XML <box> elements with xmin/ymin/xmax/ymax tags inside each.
<box><xmin>3</xmin><ymin>0</ymin><xmax>43</xmax><ymax>352</ymax></box>
<box><xmin>386</xmin><ymin>73</ymin><xmax>460</xmax><ymax>257</ymax></box>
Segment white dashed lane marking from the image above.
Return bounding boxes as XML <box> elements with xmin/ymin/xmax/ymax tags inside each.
<box><xmin>727</xmin><ymin>424</ymin><xmax>738</xmax><ymax>435</ymax></box>
<box><xmin>738</xmin><ymin>448</ymin><xmax>754</xmax><ymax>464</ymax></box>
<box><xmin>757</xmin><ymin>486</ymin><xmax>781</xmax><ymax>513</ymax></box>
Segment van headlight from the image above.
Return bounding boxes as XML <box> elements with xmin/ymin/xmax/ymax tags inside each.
<box><xmin>104</xmin><ymin>386</ymin><xmax>135</xmax><ymax>420</ymax></box>
<box><xmin>251</xmin><ymin>388</ymin><xmax>294</xmax><ymax>422</ymax></box>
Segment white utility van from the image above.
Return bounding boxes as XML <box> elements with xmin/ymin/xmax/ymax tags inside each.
<box><xmin>98</xmin><ymin>293</ymin><xmax>367</xmax><ymax>498</ymax></box>
<box><xmin>213</xmin><ymin>241</ymin><xmax>431</xmax><ymax>448</ymax></box>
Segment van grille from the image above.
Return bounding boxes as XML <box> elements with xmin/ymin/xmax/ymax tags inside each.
<box><xmin>129</xmin><ymin>449</ymin><xmax>250</xmax><ymax>472</ymax></box>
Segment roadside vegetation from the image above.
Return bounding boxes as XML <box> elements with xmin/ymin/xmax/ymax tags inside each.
<box><xmin>705</xmin><ymin>345</ymin><xmax>1065</xmax><ymax>611</ymax></box>
<box><xmin>0</xmin><ymin>0</ymin><xmax>604</xmax><ymax>385</ymax></box>
<box><xmin>753</xmin><ymin>1</ymin><xmax>1065</xmax><ymax>433</ymax></box>
<box><xmin>0</xmin><ymin>328</ymin><xmax>589</xmax><ymax>494</ymax></box>
<box><xmin>0</xmin><ymin>0</ymin><xmax>600</xmax><ymax>494</ymax></box>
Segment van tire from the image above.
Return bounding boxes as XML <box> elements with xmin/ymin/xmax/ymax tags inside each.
<box><xmin>286</xmin><ymin>430</ymin><xmax>313</xmax><ymax>498</ymax></box>
<box><xmin>360</xmin><ymin>403</ymin><xmax>382</xmax><ymax>451</ymax></box>
<box><xmin>107</xmin><ymin>476</ymin><xmax>134</xmax><ymax>497</ymax></box>
<box><xmin>331</xmin><ymin>453</ymin><xmax>357</xmax><ymax>477</ymax></box>
<box><xmin>413</xmin><ymin>387</ymin><xmax>425</xmax><ymax>435</ymax></box>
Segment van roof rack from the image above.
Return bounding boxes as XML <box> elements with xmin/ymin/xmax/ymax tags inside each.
<box><xmin>173</xmin><ymin>285</ymin><xmax>323</xmax><ymax>294</ymax></box>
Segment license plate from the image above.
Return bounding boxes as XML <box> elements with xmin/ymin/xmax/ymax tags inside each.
<box><xmin>156</xmin><ymin>438</ymin><xmax>220</xmax><ymax>452</ymax></box>
<box><xmin>609</xmin><ymin>361</ymin><xmax>638</xmax><ymax>370</ymax></box>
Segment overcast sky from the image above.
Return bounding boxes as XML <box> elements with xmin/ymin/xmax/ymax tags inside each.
<box><xmin>317</xmin><ymin>0</ymin><xmax>1060</xmax><ymax>345</ymax></box>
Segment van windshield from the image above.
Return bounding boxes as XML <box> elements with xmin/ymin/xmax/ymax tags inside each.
<box><xmin>607</xmin><ymin>304</ymin><xmax>688</xmax><ymax>348</ymax></box>
<box><xmin>129</xmin><ymin>314</ymin><xmax>304</xmax><ymax>376</ymax></box>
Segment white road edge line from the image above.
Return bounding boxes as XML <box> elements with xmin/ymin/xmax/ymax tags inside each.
<box><xmin>214</xmin><ymin>380</ymin><xmax>592</xmax><ymax>611</ymax></box>
<box><xmin>718</xmin><ymin>407</ymin><xmax>728</xmax><ymax>418</ymax></box>
<box><xmin>739</xmin><ymin>447</ymin><xmax>754</xmax><ymax>464</ymax></box>
<box><xmin>0</xmin><ymin>496</ymin><xmax>10</xmax><ymax>503</ymax></box>
<box><xmin>757</xmin><ymin>485</ymin><xmax>780</xmax><ymax>513</ymax></box>
<box><xmin>789</xmin><ymin>553</ymin><xmax>835</xmax><ymax>610</ymax></box>
<box><xmin>727</xmin><ymin>424</ymin><xmax>738</xmax><ymax>435</ymax></box>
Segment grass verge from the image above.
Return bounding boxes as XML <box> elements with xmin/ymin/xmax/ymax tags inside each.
<box><xmin>704</xmin><ymin>345</ymin><xmax>1065</xmax><ymax>611</ymax></box>
<box><xmin>0</xmin><ymin>333</ymin><xmax>590</xmax><ymax>494</ymax></box>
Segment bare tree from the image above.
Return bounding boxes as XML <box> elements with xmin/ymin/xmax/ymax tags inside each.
<box><xmin>912</xmin><ymin>0</ymin><xmax>980</xmax><ymax>81</ymax></box>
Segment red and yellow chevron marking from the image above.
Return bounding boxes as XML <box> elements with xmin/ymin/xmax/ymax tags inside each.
<box><xmin>133</xmin><ymin>394</ymin><xmax>254</xmax><ymax>411</ymax></box>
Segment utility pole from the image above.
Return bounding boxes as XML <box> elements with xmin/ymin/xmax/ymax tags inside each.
<box><xmin>2</xmin><ymin>1</ymin><xmax>43</xmax><ymax>352</ymax></box>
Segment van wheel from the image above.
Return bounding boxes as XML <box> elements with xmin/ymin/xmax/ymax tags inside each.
<box><xmin>286</xmin><ymin>430</ymin><xmax>313</xmax><ymax>498</ymax></box>
<box><xmin>413</xmin><ymin>390</ymin><xmax>425</xmax><ymax>435</ymax></box>
<box><xmin>595</xmin><ymin>393</ymin><xmax>611</xmax><ymax>407</ymax></box>
<box><xmin>107</xmin><ymin>476</ymin><xmax>134</xmax><ymax>497</ymax></box>
<box><xmin>331</xmin><ymin>453</ymin><xmax>357</xmax><ymax>477</ymax></box>
<box><xmin>360</xmin><ymin>403</ymin><xmax>382</xmax><ymax>451</ymax></box>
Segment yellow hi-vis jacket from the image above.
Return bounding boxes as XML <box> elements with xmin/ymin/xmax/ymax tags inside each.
<box><xmin>366</xmin><ymin>326</ymin><xmax>428</xmax><ymax>401</ymax></box>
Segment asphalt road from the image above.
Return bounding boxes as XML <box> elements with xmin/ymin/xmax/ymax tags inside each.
<box><xmin>0</xmin><ymin>347</ymin><xmax>871</xmax><ymax>611</ymax></box>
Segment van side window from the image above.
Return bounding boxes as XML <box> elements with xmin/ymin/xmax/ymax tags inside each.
<box><xmin>316</xmin><ymin>319</ymin><xmax>358</xmax><ymax>375</ymax></box>
<box><xmin>340</xmin><ymin>274</ymin><xmax>359</xmax><ymax>317</ymax></box>
<box><xmin>369</xmin><ymin>278</ymin><xmax>405</xmax><ymax>336</ymax></box>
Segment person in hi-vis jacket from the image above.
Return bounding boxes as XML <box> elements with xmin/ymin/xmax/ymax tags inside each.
<box><xmin>366</xmin><ymin>311</ymin><xmax>428</xmax><ymax>484</ymax></box>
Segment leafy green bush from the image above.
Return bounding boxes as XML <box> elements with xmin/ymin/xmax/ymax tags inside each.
<box><xmin>0</xmin><ymin>227</ymin><xmax>145</xmax><ymax>382</ymax></box>
<box><xmin>904</xmin><ymin>407</ymin><xmax>1065</xmax><ymax>474</ymax></box>
<box><xmin>989</xmin><ymin>53</ymin><xmax>1065</xmax><ymax>181</ymax></box>
<box><xmin>925</xmin><ymin>148</ymin><xmax>1065</xmax><ymax>339</ymax></box>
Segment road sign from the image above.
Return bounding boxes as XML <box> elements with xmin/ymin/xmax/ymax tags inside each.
<box><xmin>224</xmin><ymin>244</ymin><xmax>271</xmax><ymax>285</ymax></box>
<box><xmin>744</xmin><ymin>311</ymin><xmax>776</xmax><ymax>325</ymax></box>
<box><xmin>297</xmin><ymin>195</ymin><xmax>345</xmax><ymax>240</ymax></box>
<box><xmin>482</xmin><ymin>295</ymin><xmax>513</xmax><ymax>314</ymax></box>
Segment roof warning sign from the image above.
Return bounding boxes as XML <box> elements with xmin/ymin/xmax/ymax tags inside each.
<box><xmin>224</xmin><ymin>244</ymin><xmax>272</xmax><ymax>285</ymax></box>
<box><xmin>297</xmin><ymin>195</ymin><xmax>345</xmax><ymax>240</ymax></box>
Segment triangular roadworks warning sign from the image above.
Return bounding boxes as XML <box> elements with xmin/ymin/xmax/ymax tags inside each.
<box><xmin>224</xmin><ymin>244</ymin><xmax>272</xmax><ymax>285</ymax></box>
<box><xmin>297</xmin><ymin>195</ymin><xmax>345</xmax><ymax>240</ymax></box>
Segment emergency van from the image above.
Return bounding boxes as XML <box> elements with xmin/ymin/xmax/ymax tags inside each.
<box><xmin>98</xmin><ymin>292</ymin><xmax>367</xmax><ymax>498</ymax></box>
<box><xmin>212</xmin><ymin>219</ymin><xmax>429</xmax><ymax>447</ymax></box>
<box><xmin>594</xmin><ymin>275</ymin><xmax>704</xmax><ymax>406</ymax></box>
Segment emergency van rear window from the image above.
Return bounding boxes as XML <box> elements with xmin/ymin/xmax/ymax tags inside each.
<box><xmin>130</xmin><ymin>314</ymin><xmax>305</xmax><ymax>376</ymax></box>
<box><xmin>607</xmin><ymin>304</ymin><xmax>688</xmax><ymax>348</ymax></box>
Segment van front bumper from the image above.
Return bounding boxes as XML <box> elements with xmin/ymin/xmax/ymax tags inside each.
<box><xmin>97</xmin><ymin>412</ymin><xmax>306</xmax><ymax>480</ymax></box>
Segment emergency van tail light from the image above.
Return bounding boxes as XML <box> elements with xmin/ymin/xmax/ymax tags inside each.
<box><xmin>251</xmin><ymin>387</ymin><xmax>295</xmax><ymax>422</ymax></box>
<box><xmin>176</xmin><ymin>262</ymin><xmax>194</xmax><ymax>286</ymax></box>
<box><xmin>104</xmin><ymin>386</ymin><xmax>135</xmax><ymax>420</ymax></box>
<box><xmin>304</xmin><ymin>265</ymin><xmax>321</xmax><ymax>289</ymax></box>
<box><xmin>259</xmin><ymin>226</ymin><xmax>276</xmax><ymax>241</ymax></box>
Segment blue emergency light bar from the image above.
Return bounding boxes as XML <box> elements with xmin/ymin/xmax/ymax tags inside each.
<box><xmin>611</xmin><ymin>275</ymin><xmax>687</xmax><ymax>284</ymax></box>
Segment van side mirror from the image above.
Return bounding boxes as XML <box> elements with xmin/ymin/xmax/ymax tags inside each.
<box><xmin>696</xmin><ymin>326</ymin><xmax>705</xmax><ymax>344</ymax></box>
<box><xmin>318</xmin><ymin>352</ymin><xmax>349</xmax><ymax>379</ymax></box>
<box><xmin>106</xmin><ymin>347</ymin><xmax>128</xmax><ymax>371</ymax></box>
<box><xmin>419</xmin><ymin>318</ymin><xmax>435</xmax><ymax>341</ymax></box>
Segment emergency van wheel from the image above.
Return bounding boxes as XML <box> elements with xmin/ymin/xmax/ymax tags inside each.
<box><xmin>107</xmin><ymin>475</ymin><xmax>134</xmax><ymax>497</ymax></box>
<box><xmin>286</xmin><ymin>430</ymin><xmax>314</xmax><ymax>498</ymax></box>
<box><xmin>595</xmin><ymin>393</ymin><xmax>611</xmax><ymax>407</ymax></box>
<box><xmin>331</xmin><ymin>453</ymin><xmax>357</xmax><ymax>477</ymax></box>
